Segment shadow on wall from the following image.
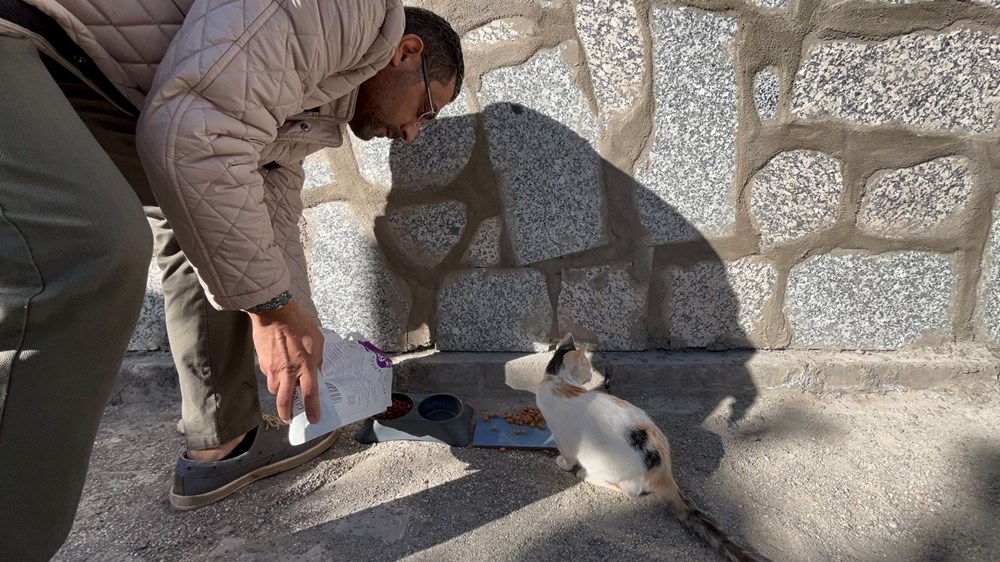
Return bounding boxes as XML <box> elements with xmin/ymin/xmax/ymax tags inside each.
<box><xmin>311</xmin><ymin>103</ymin><xmax>766</xmax><ymax>555</ymax></box>
<box><xmin>379</xmin><ymin>102</ymin><xmax>758</xmax><ymax>419</ymax></box>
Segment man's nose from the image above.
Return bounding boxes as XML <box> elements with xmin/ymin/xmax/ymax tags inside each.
<box><xmin>400</xmin><ymin>123</ymin><xmax>420</xmax><ymax>145</ymax></box>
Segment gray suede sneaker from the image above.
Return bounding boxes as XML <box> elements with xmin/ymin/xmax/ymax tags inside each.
<box><xmin>170</xmin><ymin>415</ymin><xmax>338</xmax><ymax>511</ymax></box>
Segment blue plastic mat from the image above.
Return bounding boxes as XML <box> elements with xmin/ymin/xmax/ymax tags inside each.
<box><xmin>470</xmin><ymin>417</ymin><xmax>557</xmax><ymax>450</ymax></box>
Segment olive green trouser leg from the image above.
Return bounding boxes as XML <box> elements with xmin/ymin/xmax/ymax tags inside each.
<box><xmin>148</xmin><ymin>207</ymin><xmax>262</xmax><ymax>450</ymax></box>
<box><xmin>0</xmin><ymin>35</ymin><xmax>151</xmax><ymax>561</ymax></box>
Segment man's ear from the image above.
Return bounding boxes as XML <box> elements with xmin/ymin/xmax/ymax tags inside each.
<box><xmin>392</xmin><ymin>34</ymin><xmax>424</xmax><ymax>66</ymax></box>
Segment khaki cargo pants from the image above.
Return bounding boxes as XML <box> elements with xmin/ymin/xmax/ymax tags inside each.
<box><xmin>0</xmin><ymin>35</ymin><xmax>261</xmax><ymax>560</ymax></box>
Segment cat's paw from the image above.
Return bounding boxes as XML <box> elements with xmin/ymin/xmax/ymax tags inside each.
<box><xmin>556</xmin><ymin>455</ymin><xmax>577</xmax><ymax>472</ymax></box>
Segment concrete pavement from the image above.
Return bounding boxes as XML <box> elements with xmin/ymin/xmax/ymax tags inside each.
<box><xmin>55</xmin><ymin>366</ymin><xmax>1000</xmax><ymax>562</ymax></box>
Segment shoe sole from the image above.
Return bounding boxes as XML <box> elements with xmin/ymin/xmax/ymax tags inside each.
<box><xmin>169</xmin><ymin>430</ymin><xmax>339</xmax><ymax>511</ymax></box>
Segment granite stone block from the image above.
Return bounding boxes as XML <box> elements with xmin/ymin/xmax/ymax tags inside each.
<box><xmin>978</xmin><ymin>197</ymin><xmax>1000</xmax><ymax>345</ymax></box>
<box><xmin>755</xmin><ymin>68</ymin><xmax>780</xmax><ymax>121</ymax></box>
<box><xmin>575</xmin><ymin>0</ymin><xmax>644</xmax><ymax>122</ymax></box>
<box><xmin>668</xmin><ymin>258</ymin><xmax>777</xmax><ymax>348</ymax></box>
<box><xmin>302</xmin><ymin>150</ymin><xmax>335</xmax><ymax>191</ymax></box>
<box><xmin>635</xmin><ymin>8</ymin><xmax>739</xmax><ymax>242</ymax></box>
<box><xmin>479</xmin><ymin>43</ymin><xmax>605</xmax><ymax>264</ymax></box>
<box><xmin>388</xmin><ymin>202</ymin><xmax>467</xmax><ymax>267</ymax></box>
<box><xmin>787</xmin><ymin>252</ymin><xmax>953</xmax><ymax>349</ymax></box>
<box><xmin>749</xmin><ymin>150</ymin><xmax>843</xmax><ymax>246</ymax></box>
<box><xmin>558</xmin><ymin>263</ymin><xmax>649</xmax><ymax>351</ymax></box>
<box><xmin>462</xmin><ymin>18</ymin><xmax>532</xmax><ymax>48</ymax></box>
<box><xmin>858</xmin><ymin>156</ymin><xmax>974</xmax><ymax>238</ymax></box>
<box><xmin>307</xmin><ymin>203</ymin><xmax>411</xmax><ymax>351</ymax></box>
<box><xmin>793</xmin><ymin>29</ymin><xmax>1000</xmax><ymax>134</ymax></box>
<box><xmin>465</xmin><ymin>217</ymin><xmax>502</xmax><ymax>267</ymax></box>
<box><xmin>129</xmin><ymin>256</ymin><xmax>168</xmax><ymax>352</ymax></box>
<box><xmin>437</xmin><ymin>269</ymin><xmax>552</xmax><ymax>351</ymax></box>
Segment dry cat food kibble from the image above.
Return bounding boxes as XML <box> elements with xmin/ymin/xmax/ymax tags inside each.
<box><xmin>481</xmin><ymin>407</ymin><xmax>546</xmax><ymax>430</ymax></box>
<box><xmin>374</xmin><ymin>397</ymin><xmax>412</xmax><ymax>420</ymax></box>
<box><xmin>504</xmin><ymin>406</ymin><xmax>545</xmax><ymax>429</ymax></box>
<box><xmin>481</xmin><ymin>406</ymin><xmax>546</xmax><ymax>429</ymax></box>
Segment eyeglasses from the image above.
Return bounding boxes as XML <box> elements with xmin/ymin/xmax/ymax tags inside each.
<box><xmin>417</xmin><ymin>54</ymin><xmax>437</xmax><ymax>131</ymax></box>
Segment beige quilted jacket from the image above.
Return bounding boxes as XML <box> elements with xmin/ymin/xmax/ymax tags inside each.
<box><xmin>1</xmin><ymin>0</ymin><xmax>404</xmax><ymax>313</ymax></box>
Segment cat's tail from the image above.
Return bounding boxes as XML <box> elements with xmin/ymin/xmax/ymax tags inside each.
<box><xmin>651</xmin><ymin>472</ymin><xmax>767</xmax><ymax>562</ymax></box>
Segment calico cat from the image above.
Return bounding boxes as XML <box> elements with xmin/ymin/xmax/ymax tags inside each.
<box><xmin>536</xmin><ymin>333</ymin><xmax>766</xmax><ymax>562</ymax></box>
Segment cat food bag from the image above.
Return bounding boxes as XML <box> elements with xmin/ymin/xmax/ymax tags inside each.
<box><xmin>288</xmin><ymin>328</ymin><xmax>393</xmax><ymax>445</ymax></box>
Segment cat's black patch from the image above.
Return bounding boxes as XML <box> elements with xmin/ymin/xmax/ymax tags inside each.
<box><xmin>545</xmin><ymin>346</ymin><xmax>573</xmax><ymax>375</ymax></box>
<box><xmin>643</xmin><ymin>448</ymin><xmax>662</xmax><ymax>470</ymax></box>
<box><xmin>545</xmin><ymin>337</ymin><xmax>577</xmax><ymax>375</ymax></box>
<box><xmin>627</xmin><ymin>428</ymin><xmax>648</xmax><ymax>450</ymax></box>
<box><xmin>628</xmin><ymin>427</ymin><xmax>661</xmax><ymax>469</ymax></box>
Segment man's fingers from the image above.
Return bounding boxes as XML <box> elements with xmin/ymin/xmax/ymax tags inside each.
<box><xmin>316</xmin><ymin>337</ymin><xmax>325</xmax><ymax>372</ymax></box>
<box><xmin>299</xmin><ymin>370</ymin><xmax>321</xmax><ymax>424</ymax></box>
<box><xmin>275</xmin><ymin>374</ymin><xmax>296</xmax><ymax>423</ymax></box>
<box><xmin>249</xmin><ymin>305</ymin><xmax>325</xmax><ymax>425</ymax></box>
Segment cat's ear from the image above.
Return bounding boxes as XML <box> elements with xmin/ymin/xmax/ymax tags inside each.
<box><xmin>565</xmin><ymin>349</ymin><xmax>595</xmax><ymax>386</ymax></box>
<box><xmin>557</xmin><ymin>332</ymin><xmax>576</xmax><ymax>349</ymax></box>
<box><xmin>562</xmin><ymin>349</ymin><xmax>580</xmax><ymax>370</ymax></box>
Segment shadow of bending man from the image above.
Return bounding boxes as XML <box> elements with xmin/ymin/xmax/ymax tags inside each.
<box><xmin>381</xmin><ymin>100</ymin><xmax>760</xmax><ymax>425</ymax></box>
<box><xmin>281</xmin><ymin>103</ymin><xmax>764</xmax><ymax>558</ymax></box>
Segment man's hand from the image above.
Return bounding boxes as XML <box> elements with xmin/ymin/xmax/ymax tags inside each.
<box><xmin>248</xmin><ymin>299</ymin><xmax>323</xmax><ymax>424</ymax></box>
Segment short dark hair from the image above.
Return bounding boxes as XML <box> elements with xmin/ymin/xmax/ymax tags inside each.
<box><xmin>404</xmin><ymin>7</ymin><xmax>464</xmax><ymax>102</ymax></box>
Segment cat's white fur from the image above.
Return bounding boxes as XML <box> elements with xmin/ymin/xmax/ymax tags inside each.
<box><xmin>535</xmin><ymin>333</ymin><xmax>765</xmax><ymax>562</ymax></box>
<box><xmin>536</xmin><ymin>351</ymin><xmax>658</xmax><ymax>496</ymax></box>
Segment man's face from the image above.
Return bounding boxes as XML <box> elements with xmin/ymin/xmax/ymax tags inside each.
<box><xmin>349</xmin><ymin>34</ymin><xmax>457</xmax><ymax>144</ymax></box>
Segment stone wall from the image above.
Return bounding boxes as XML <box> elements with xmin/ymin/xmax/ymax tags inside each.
<box><xmin>131</xmin><ymin>0</ymin><xmax>1000</xmax><ymax>356</ymax></box>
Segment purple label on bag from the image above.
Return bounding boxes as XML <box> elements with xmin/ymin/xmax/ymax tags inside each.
<box><xmin>359</xmin><ymin>340</ymin><xmax>392</xmax><ymax>368</ymax></box>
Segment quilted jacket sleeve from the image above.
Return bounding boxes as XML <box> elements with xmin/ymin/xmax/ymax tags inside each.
<box><xmin>136</xmin><ymin>0</ymin><xmax>403</xmax><ymax>310</ymax></box>
<box><xmin>260</xmin><ymin>160</ymin><xmax>318</xmax><ymax>322</ymax></box>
